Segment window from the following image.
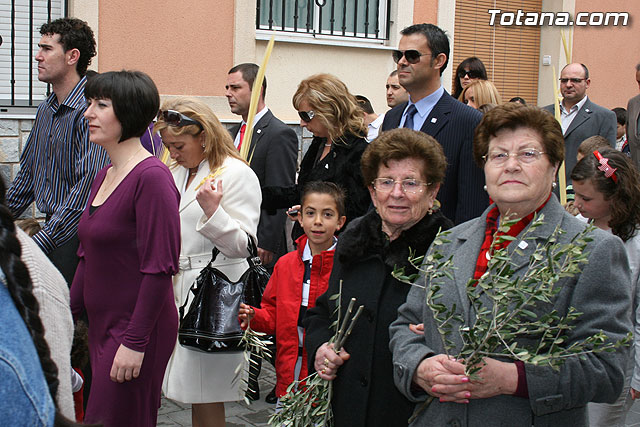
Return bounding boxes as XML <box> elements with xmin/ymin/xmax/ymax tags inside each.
<box><xmin>0</xmin><ymin>0</ymin><xmax>64</xmax><ymax>108</ymax></box>
<box><xmin>452</xmin><ymin>0</ymin><xmax>542</xmax><ymax>105</ymax></box>
<box><xmin>257</xmin><ymin>0</ymin><xmax>390</xmax><ymax>40</ymax></box>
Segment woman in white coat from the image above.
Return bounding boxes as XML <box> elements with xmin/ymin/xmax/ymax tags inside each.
<box><xmin>156</xmin><ymin>97</ymin><xmax>261</xmax><ymax>427</ymax></box>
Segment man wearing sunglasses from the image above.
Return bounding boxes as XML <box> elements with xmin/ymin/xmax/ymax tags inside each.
<box><xmin>543</xmin><ymin>63</ymin><xmax>616</xmax><ymax>182</ymax></box>
<box><xmin>225</xmin><ymin>63</ymin><xmax>298</xmax><ymax>267</ymax></box>
<box><xmin>381</xmin><ymin>23</ymin><xmax>488</xmax><ymax>225</ymax></box>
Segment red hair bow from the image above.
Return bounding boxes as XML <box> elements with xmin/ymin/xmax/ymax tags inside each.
<box><xmin>593</xmin><ymin>151</ymin><xmax>618</xmax><ymax>183</ymax></box>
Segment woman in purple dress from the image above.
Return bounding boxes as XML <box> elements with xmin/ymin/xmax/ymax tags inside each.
<box><xmin>70</xmin><ymin>70</ymin><xmax>180</xmax><ymax>427</ymax></box>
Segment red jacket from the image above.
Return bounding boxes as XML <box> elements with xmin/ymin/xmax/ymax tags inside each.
<box><xmin>250</xmin><ymin>234</ymin><xmax>335</xmax><ymax>397</ymax></box>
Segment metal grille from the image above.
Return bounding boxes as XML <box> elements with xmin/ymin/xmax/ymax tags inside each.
<box><xmin>257</xmin><ymin>0</ymin><xmax>390</xmax><ymax>40</ymax></box>
<box><xmin>0</xmin><ymin>0</ymin><xmax>64</xmax><ymax>109</ymax></box>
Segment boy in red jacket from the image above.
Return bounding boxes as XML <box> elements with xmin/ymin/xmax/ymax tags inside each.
<box><xmin>239</xmin><ymin>181</ymin><xmax>346</xmax><ymax>403</ymax></box>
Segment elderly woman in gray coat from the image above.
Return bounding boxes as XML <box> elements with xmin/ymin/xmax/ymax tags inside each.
<box><xmin>389</xmin><ymin>103</ymin><xmax>633</xmax><ymax>426</ymax></box>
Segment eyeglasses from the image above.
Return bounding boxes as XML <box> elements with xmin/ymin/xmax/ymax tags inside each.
<box><xmin>392</xmin><ymin>49</ymin><xmax>429</xmax><ymax>64</ymax></box>
<box><xmin>457</xmin><ymin>69</ymin><xmax>482</xmax><ymax>79</ymax></box>
<box><xmin>372</xmin><ymin>178</ymin><xmax>430</xmax><ymax>194</ymax></box>
<box><xmin>298</xmin><ymin>110</ymin><xmax>315</xmax><ymax>123</ymax></box>
<box><xmin>158</xmin><ymin>110</ymin><xmax>204</xmax><ymax>130</ymax></box>
<box><xmin>482</xmin><ymin>148</ymin><xmax>546</xmax><ymax>165</ymax></box>
<box><xmin>559</xmin><ymin>78</ymin><xmax>586</xmax><ymax>84</ymax></box>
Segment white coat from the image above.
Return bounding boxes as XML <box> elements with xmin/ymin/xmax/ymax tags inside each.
<box><xmin>162</xmin><ymin>156</ymin><xmax>261</xmax><ymax>403</ymax></box>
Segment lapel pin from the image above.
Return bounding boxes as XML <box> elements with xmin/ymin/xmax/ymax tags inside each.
<box><xmin>585</xmin><ymin>109</ymin><xmax>591</xmax><ymax>113</ymax></box>
<box><xmin>257</xmin><ymin>129</ymin><xmax>262</xmax><ymax>134</ymax></box>
<box><xmin>518</xmin><ymin>241</ymin><xmax>528</xmax><ymax>250</ymax></box>
<box><xmin>431</xmin><ymin>118</ymin><xmax>437</xmax><ymax>123</ymax></box>
<box><xmin>325</xmin><ymin>163</ymin><xmax>329</xmax><ymax>169</ymax></box>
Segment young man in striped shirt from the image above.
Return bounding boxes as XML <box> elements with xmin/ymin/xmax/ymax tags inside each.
<box><xmin>6</xmin><ymin>17</ymin><xmax>109</xmax><ymax>285</ymax></box>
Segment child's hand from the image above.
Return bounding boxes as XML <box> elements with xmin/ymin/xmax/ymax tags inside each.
<box><xmin>238</xmin><ymin>303</ymin><xmax>255</xmax><ymax>328</ymax></box>
<box><xmin>286</xmin><ymin>204</ymin><xmax>301</xmax><ymax>221</ymax></box>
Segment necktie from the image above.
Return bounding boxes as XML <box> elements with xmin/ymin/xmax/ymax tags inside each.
<box><xmin>403</xmin><ymin>104</ymin><xmax>417</xmax><ymax>130</ymax></box>
<box><xmin>238</xmin><ymin>123</ymin><xmax>247</xmax><ymax>151</ymax></box>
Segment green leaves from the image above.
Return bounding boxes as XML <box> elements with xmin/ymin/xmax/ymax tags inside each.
<box><xmin>406</xmin><ymin>215</ymin><xmax>629</xmax><ymax>377</ymax></box>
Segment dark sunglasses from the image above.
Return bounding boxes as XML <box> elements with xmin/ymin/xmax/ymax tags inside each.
<box><xmin>298</xmin><ymin>110</ymin><xmax>315</xmax><ymax>123</ymax></box>
<box><xmin>392</xmin><ymin>49</ymin><xmax>429</xmax><ymax>64</ymax></box>
<box><xmin>458</xmin><ymin>69</ymin><xmax>483</xmax><ymax>79</ymax></box>
<box><xmin>158</xmin><ymin>110</ymin><xmax>204</xmax><ymax>130</ymax></box>
<box><xmin>559</xmin><ymin>78</ymin><xmax>586</xmax><ymax>84</ymax></box>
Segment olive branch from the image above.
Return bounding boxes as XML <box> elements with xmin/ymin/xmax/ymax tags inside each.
<box><xmin>393</xmin><ymin>213</ymin><xmax>632</xmax><ymax>420</ymax></box>
<box><xmin>234</xmin><ymin>324</ymin><xmax>274</xmax><ymax>405</ymax></box>
<box><xmin>268</xmin><ymin>280</ymin><xmax>364</xmax><ymax>427</ymax></box>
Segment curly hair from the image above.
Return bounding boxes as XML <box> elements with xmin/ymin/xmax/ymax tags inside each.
<box><xmin>361</xmin><ymin>128</ymin><xmax>447</xmax><ymax>189</ymax></box>
<box><xmin>570</xmin><ymin>147</ymin><xmax>640</xmax><ymax>241</ymax></box>
<box><xmin>292</xmin><ymin>74</ymin><xmax>366</xmax><ymax>143</ymax></box>
<box><xmin>40</xmin><ymin>18</ymin><xmax>96</xmax><ymax>76</ymax></box>
<box><xmin>155</xmin><ymin>97</ymin><xmax>245</xmax><ymax>171</ymax></box>
<box><xmin>473</xmin><ymin>103</ymin><xmax>564</xmax><ymax>168</ymax></box>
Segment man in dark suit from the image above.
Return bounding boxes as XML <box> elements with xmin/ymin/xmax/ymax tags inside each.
<box><xmin>627</xmin><ymin>63</ymin><xmax>640</xmax><ymax>170</ymax></box>
<box><xmin>543</xmin><ymin>63</ymin><xmax>616</xmax><ymax>182</ymax></box>
<box><xmin>382</xmin><ymin>23</ymin><xmax>488</xmax><ymax>224</ymax></box>
<box><xmin>226</xmin><ymin>63</ymin><xmax>298</xmax><ymax>267</ymax></box>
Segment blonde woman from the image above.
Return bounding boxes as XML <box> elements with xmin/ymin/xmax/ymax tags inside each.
<box><xmin>263</xmin><ymin>73</ymin><xmax>370</xmax><ymax>238</ymax></box>
<box><xmin>460</xmin><ymin>80</ymin><xmax>502</xmax><ymax>110</ymax></box>
<box><xmin>157</xmin><ymin>97</ymin><xmax>261</xmax><ymax>427</ymax></box>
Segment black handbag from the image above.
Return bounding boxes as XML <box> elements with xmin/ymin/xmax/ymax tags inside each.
<box><xmin>178</xmin><ymin>236</ymin><xmax>269</xmax><ymax>352</ymax></box>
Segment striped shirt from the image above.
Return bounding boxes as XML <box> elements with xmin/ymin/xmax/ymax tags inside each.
<box><xmin>6</xmin><ymin>76</ymin><xmax>109</xmax><ymax>254</ymax></box>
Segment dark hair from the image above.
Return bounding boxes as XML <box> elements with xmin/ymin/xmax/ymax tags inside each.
<box><xmin>577</xmin><ymin>135</ymin><xmax>611</xmax><ymax>156</ymax></box>
<box><xmin>561</xmin><ymin>63</ymin><xmax>589</xmax><ymax>79</ymax></box>
<box><xmin>636</xmin><ymin>63</ymin><xmax>640</xmax><ymax>72</ymax></box>
<box><xmin>40</xmin><ymin>18</ymin><xmax>96</xmax><ymax>76</ymax></box>
<box><xmin>509</xmin><ymin>96</ymin><xmax>527</xmax><ymax>105</ymax></box>
<box><xmin>571</xmin><ymin>147</ymin><xmax>640</xmax><ymax>241</ymax></box>
<box><xmin>473</xmin><ymin>103</ymin><xmax>564</xmax><ymax>168</ymax></box>
<box><xmin>452</xmin><ymin>57</ymin><xmax>488</xmax><ymax>98</ymax></box>
<box><xmin>228</xmin><ymin>63</ymin><xmax>267</xmax><ymax>98</ymax></box>
<box><xmin>361</xmin><ymin>128</ymin><xmax>447</xmax><ymax>188</ymax></box>
<box><xmin>0</xmin><ymin>178</ymin><xmax>58</xmax><ymax>403</ymax></box>
<box><xmin>612</xmin><ymin>107</ymin><xmax>627</xmax><ymax>126</ymax></box>
<box><xmin>400</xmin><ymin>23</ymin><xmax>449</xmax><ymax>76</ymax></box>
<box><xmin>389</xmin><ymin>70</ymin><xmax>398</xmax><ymax>77</ymax></box>
<box><xmin>355</xmin><ymin>95</ymin><xmax>375</xmax><ymax>115</ymax></box>
<box><xmin>301</xmin><ymin>181</ymin><xmax>347</xmax><ymax>218</ymax></box>
<box><xmin>85</xmin><ymin>70</ymin><xmax>160</xmax><ymax>142</ymax></box>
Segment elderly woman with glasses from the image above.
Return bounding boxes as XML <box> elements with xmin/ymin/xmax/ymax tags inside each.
<box><xmin>303</xmin><ymin>128</ymin><xmax>453</xmax><ymax>427</ymax></box>
<box><xmin>389</xmin><ymin>103</ymin><xmax>633</xmax><ymax>426</ymax></box>
<box><xmin>155</xmin><ymin>97</ymin><xmax>261</xmax><ymax>427</ymax></box>
<box><xmin>69</xmin><ymin>70</ymin><xmax>181</xmax><ymax>426</ymax></box>
<box><xmin>262</xmin><ymin>73</ymin><xmax>370</xmax><ymax>238</ymax></box>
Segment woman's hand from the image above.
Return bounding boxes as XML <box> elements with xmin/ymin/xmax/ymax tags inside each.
<box><xmin>631</xmin><ymin>388</ymin><xmax>640</xmax><ymax>400</ymax></box>
<box><xmin>110</xmin><ymin>344</ymin><xmax>145</xmax><ymax>383</ymax></box>
<box><xmin>409</xmin><ymin>323</ymin><xmax>425</xmax><ymax>335</ymax></box>
<box><xmin>238</xmin><ymin>303</ymin><xmax>255</xmax><ymax>328</ymax></box>
<box><xmin>413</xmin><ymin>354</ymin><xmax>470</xmax><ymax>403</ymax></box>
<box><xmin>196</xmin><ymin>179</ymin><xmax>223</xmax><ymax>219</ymax></box>
<box><xmin>286</xmin><ymin>204</ymin><xmax>301</xmax><ymax>222</ymax></box>
<box><xmin>466</xmin><ymin>358</ymin><xmax>518</xmax><ymax>399</ymax></box>
<box><xmin>315</xmin><ymin>342</ymin><xmax>350</xmax><ymax>381</ymax></box>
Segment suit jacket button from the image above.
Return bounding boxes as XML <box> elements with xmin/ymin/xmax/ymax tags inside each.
<box><xmin>360</xmin><ymin>377</ymin><xmax>368</xmax><ymax>387</ymax></box>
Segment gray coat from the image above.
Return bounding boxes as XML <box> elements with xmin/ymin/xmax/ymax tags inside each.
<box><xmin>543</xmin><ymin>99</ymin><xmax>616</xmax><ymax>183</ymax></box>
<box><xmin>627</xmin><ymin>94</ymin><xmax>640</xmax><ymax>171</ymax></box>
<box><xmin>389</xmin><ymin>197</ymin><xmax>633</xmax><ymax>427</ymax></box>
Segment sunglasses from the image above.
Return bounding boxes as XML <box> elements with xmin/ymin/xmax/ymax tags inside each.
<box><xmin>158</xmin><ymin>110</ymin><xmax>204</xmax><ymax>130</ymax></box>
<box><xmin>458</xmin><ymin>69</ymin><xmax>483</xmax><ymax>79</ymax></box>
<box><xmin>559</xmin><ymin>78</ymin><xmax>586</xmax><ymax>84</ymax></box>
<box><xmin>392</xmin><ymin>49</ymin><xmax>429</xmax><ymax>64</ymax></box>
<box><xmin>298</xmin><ymin>110</ymin><xmax>315</xmax><ymax>123</ymax></box>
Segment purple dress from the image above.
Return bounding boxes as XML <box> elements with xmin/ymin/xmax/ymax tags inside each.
<box><xmin>70</xmin><ymin>157</ymin><xmax>180</xmax><ymax>427</ymax></box>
